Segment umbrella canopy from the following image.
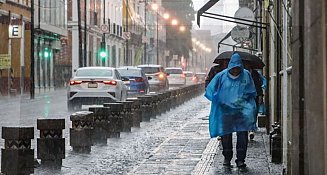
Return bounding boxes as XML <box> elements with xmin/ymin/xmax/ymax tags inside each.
<box><xmin>213</xmin><ymin>51</ymin><xmax>265</xmax><ymax>69</ymax></box>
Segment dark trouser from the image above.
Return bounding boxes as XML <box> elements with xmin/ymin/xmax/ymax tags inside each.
<box><xmin>221</xmin><ymin>131</ymin><xmax>249</xmax><ymax>162</ymax></box>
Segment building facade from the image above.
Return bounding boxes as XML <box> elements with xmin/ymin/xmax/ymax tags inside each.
<box><xmin>34</xmin><ymin>0</ymin><xmax>68</xmax><ymax>91</ymax></box>
<box><xmin>0</xmin><ymin>0</ymin><xmax>31</xmax><ymax>96</ymax></box>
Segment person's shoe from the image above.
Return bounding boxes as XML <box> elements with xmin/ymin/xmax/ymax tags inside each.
<box><xmin>236</xmin><ymin>160</ymin><xmax>247</xmax><ymax>168</ymax></box>
<box><xmin>249</xmin><ymin>131</ymin><xmax>255</xmax><ymax>140</ymax></box>
<box><xmin>223</xmin><ymin>159</ymin><xmax>232</xmax><ymax>167</ymax></box>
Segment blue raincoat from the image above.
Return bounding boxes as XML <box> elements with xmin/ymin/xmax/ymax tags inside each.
<box><xmin>204</xmin><ymin>53</ymin><xmax>257</xmax><ymax>138</ymax></box>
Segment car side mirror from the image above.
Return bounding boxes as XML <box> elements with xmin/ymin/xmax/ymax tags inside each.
<box><xmin>166</xmin><ymin>73</ymin><xmax>170</xmax><ymax>76</ymax></box>
<box><xmin>147</xmin><ymin>76</ymin><xmax>152</xmax><ymax>80</ymax></box>
<box><xmin>73</xmin><ymin>69</ymin><xmax>77</xmax><ymax>72</ymax></box>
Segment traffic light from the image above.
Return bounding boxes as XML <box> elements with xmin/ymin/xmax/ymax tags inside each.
<box><xmin>43</xmin><ymin>47</ymin><xmax>50</xmax><ymax>59</ymax></box>
<box><xmin>99</xmin><ymin>41</ymin><xmax>107</xmax><ymax>59</ymax></box>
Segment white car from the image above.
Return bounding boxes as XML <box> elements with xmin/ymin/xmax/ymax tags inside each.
<box><xmin>183</xmin><ymin>71</ymin><xmax>194</xmax><ymax>85</ymax></box>
<box><xmin>137</xmin><ymin>64</ymin><xmax>169</xmax><ymax>92</ymax></box>
<box><xmin>67</xmin><ymin>67</ymin><xmax>128</xmax><ymax>111</ymax></box>
<box><xmin>165</xmin><ymin>67</ymin><xmax>186</xmax><ymax>86</ymax></box>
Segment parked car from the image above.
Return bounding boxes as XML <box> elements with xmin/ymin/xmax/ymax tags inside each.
<box><xmin>67</xmin><ymin>67</ymin><xmax>128</xmax><ymax>111</ymax></box>
<box><xmin>165</xmin><ymin>67</ymin><xmax>186</xmax><ymax>86</ymax></box>
<box><xmin>193</xmin><ymin>72</ymin><xmax>207</xmax><ymax>83</ymax></box>
<box><xmin>137</xmin><ymin>64</ymin><xmax>169</xmax><ymax>92</ymax></box>
<box><xmin>183</xmin><ymin>71</ymin><xmax>194</xmax><ymax>85</ymax></box>
<box><xmin>116</xmin><ymin>66</ymin><xmax>150</xmax><ymax>97</ymax></box>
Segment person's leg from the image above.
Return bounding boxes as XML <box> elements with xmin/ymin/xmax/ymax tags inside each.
<box><xmin>236</xmin><ymin>131</ymin><xmax>248</xmax><ymax>167</ymax></box>
<box><xmin>221</xmin><ymin>133</ymin><xmax>233</xmax><ymax>166</ymax></box>
<box><xmin>250</xmin><ymin>100</ymin><xmax>259</xmax><ymax>140</ymax></box>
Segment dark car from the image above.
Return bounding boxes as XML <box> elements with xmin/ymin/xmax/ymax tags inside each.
<box><xmin>117</xmin><ymin>66</ymin><xmax>150</xmax><ymax>97</ymax></box>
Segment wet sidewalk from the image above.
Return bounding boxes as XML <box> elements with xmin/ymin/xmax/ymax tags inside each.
<box><xmin>193</xmin><ymin>129</ymin><xmax>283</xmax><ymax>175</ymax></box>
<box><xmin>128</xmin><ymin>96</ymin><xmax>283</xmax><ymax>175</ymax></box>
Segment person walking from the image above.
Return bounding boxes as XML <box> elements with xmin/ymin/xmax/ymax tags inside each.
<box><xmin>243</xmin><ymin>63</ymin><xmax>264</xmax><ymax>140</ymax></box>
<box><xmin>204</xmin><ymin>53</ymin><xmax>257</xmax><ymax>168</ymax></box>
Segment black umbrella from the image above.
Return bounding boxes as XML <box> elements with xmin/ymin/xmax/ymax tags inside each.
<box><xmin>213</xmin><ymin>51</ymin><xmax>265</xmax><ymax>69</ymax></box>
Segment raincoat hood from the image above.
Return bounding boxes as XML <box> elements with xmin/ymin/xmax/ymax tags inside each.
<box><xmin>227</xmin><ymin>53</ymin><xmax>244</xmax><ymax>71</ymax></box>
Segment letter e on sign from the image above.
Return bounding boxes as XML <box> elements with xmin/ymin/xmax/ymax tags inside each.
<box><xmin>9</xmin><ymin>25</ymin><xmax>22</xmax><ymax>39</ymax></box>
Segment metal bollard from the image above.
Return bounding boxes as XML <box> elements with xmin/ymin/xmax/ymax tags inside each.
<box><xmin>138</xmin><ymin>96</ymin><xmax>153</xmax><ymax>121</ymax></box>
<box><xmin>70</xmin><ymin>111</ymin><xmax>94</xmax><ymax>152</ymax></box>
<box><xmin>37</xmin><ymin>119</ymin><xmax>65</xmax><ymax>167</ymax></box>
<box><xmin>1</xmin><ymin>127</ymin><xmax>34</xmax><ymax>175</ymax></box>
<box><xmin>103</xmin><ymin>103</ymin><xmax>124</xmax><ymax>138</ymax></box>
<box><xmin>127</xmin><ymin>98</ymin><xmax>142</xmax><ymax>127</ymax></box>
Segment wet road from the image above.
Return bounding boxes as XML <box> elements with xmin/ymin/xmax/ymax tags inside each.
<box><xmin>0</xmin><ymin>89</ymin><xmax>210</xmax><ymax>174</ymax></box>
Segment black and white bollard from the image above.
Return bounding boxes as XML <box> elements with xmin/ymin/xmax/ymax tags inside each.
<box><xmin>37</xmin><ymin>119</ymin><xmax>65</xmax><ymax>167</ymax></box>
<box><xmin>138</xmin><ymin>96</ymin><xmax>153</xmax><ymax>121</ymax></box>
<box><xmin>126</xmin><ymin>98</ymin><xmax>142</xmax><ymax>127</ymax></box>
<box><xmin>70</xmin><ymin>111</ymin><xmax>94</xmax><ymax>152</ymax></box>
<box><xmin>103</xmin><ymin>103</ymin><xmax>124</xmax><ymax>138</ymax></box>
<box><xmin>1</xmin><ymin>127</ymin><xmax>34</xmax><ymax>175</ymax></box>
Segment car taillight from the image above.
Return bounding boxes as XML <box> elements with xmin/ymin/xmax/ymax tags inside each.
<box><xmin>192</xmin><ymin>77</ymin><xmax>197</xmax><ymax>81</ymax></box>
<box><xmin>155</xmin><ymin>73</ymin><xmax>165</xmax><ymax>79</ymax></box>
<box><xmin>135</xmin><ymin>77</ymin><xmax>144</xmax><ymax>82</ymax></box>
<box><xmin>181</xmin><ymin>74</ymin><xmax>186</xmax><ymax>78</ymax></box>
<box><xmin>70</xmin><ymin>80</ymin><xmax>82</xmax><ymax>85</ymax></box>
<box><xmin>103</xmin><ymin>80</ymin><xmax>117</xmax><ymax>85</ymax></box>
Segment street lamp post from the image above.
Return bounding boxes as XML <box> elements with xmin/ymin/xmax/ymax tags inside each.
<box><xmin>125</xmin><ymin>0</ymin><xmax>129</xmax><ymax>65</ymax></box>
<box><xmin>151</xmin><ymin>3</ymin><xmax>159</xmax><ymax>65</ymax></box>
<box><xmin>156</xmin><ymin>11</ymin><xmax>159</xmax><ymax>65</ymax></box>
<box><xmin>144</xmin><ymin>0</ymin><xmax>147</xmax><ymax>64</ymax></box>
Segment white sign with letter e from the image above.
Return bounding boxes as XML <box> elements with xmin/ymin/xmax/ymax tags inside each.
<box><xmin>9</xmin><ymin>25</ymin><xmax>22</xmax><ymax>38</ymax></box>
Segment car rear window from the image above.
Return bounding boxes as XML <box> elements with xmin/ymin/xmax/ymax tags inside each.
<box><xmin>165</xmin><ymin>69</ymin><xmax>183</xmax><ymax>74</ymax></box>
<box><xmin>117</xmin><ymin>69</ymin><xmax>142</xmax><ymax>77</ymax></box>
<box><xmin>76</xmin><ymin>69</ymin><xmax>113</xmax><ymax>77</ymax></box>
<box><xmin>139</xmin><ymin>67</ymin><xmax>160</xmax><ymax>74</ymax></box>
<box><xmin>184</xmin><ymin>73</ymin><xmax>193</xmax><ymax>77</ymax></box>
<box><xmin>196</xmin><ymin>74</ymin><xmax>206</xmax><ymax>78</ymax></box>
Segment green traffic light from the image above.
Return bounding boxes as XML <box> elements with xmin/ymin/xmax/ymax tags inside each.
<box><xmin>44</xmin><ymin>51</ymin><xmax>49</xmax><ymax>58</ymax></box>
<box><xmin>44</xmin><ymin>48</ymin><xmax>50</xmax><ymax>58</ymax></box>
<box><xmin>100</xmin><ymin>51</ymin><xmax>107</xmax><ymax>58</ymax></box>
